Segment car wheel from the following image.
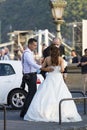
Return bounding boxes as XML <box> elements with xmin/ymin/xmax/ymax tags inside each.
<box><xmin>9</xmin><ymin>89</ymin><xmax>27</xmax><ymax>110</ymax></box>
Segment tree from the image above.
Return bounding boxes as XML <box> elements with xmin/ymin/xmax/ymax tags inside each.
<box><xmin>0</xmin><ymin>0</ymin><xmax>87</xmax><ymax>43</ymax></box>
<box><xmin>0</xmin><ymin>0</ymin><xmax>6</xmax><ymax>3</ymax></box>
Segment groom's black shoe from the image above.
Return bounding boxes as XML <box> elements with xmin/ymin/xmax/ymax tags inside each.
<box><xmin>20</xmin><ymin>112</ymin><xmax>25</xmax><ymax>118</ymax></box>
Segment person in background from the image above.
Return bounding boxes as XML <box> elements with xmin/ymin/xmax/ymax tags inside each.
<box><xmin>43</xmin><ymin>37</ymin><xmax>65</xmax><ymax>58</ymax></box>
<box><xmin>42</xmin><ymin>43</ymin><xmax>47</xmax><ymax>56</ymax></box>
<box><xmin>80</xmin><ymin>48</ymin><xmax>87</xmax><ymax>93</ymax></box>
<box><xmin>0</xmin><ymin>49</ymin><xmax>10</xmax><ymax>60</ymax></box>
<box><xmin>4</xmin><ymin>47</ymin><xmax>11</xmax><ymax>60</ymax></box>
<box><xmin>13</xmin><ymin>49</ymin><xmax>21</xmax><ymax>60</ymax></box>
<box><xmin>71</xmin><ymin>50</ymin><xmax>80</xmax><ymax>63</ymax></box>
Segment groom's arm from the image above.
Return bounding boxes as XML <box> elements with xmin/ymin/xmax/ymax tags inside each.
<box><xmin>40</xmin><ymin>67</ymin><xmax>54</xmax><ymax>72</ymax></box>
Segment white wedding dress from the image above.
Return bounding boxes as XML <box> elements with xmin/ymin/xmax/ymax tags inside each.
<box><xmin>24</xmin><ymin>66</ymin><xmax>82</xmax><ymax>122</ymax></box>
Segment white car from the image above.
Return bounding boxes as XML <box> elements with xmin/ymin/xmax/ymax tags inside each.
<box><xmin>0</xmin><ymin>60</ymin><xmax>44</xmax><ymax>109</ymax></box>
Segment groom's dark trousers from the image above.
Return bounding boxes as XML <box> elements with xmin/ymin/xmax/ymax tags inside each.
<box><xmin>20</xmin><ymin>73</ymin><xmax>37</xmax><ymax>118</ymax></box>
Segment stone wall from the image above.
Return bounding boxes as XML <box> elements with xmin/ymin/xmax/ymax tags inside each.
<box><xmin>66</xmin><ymin>63</ymin><xmax>83</xmax><ymax>91</ymax></box>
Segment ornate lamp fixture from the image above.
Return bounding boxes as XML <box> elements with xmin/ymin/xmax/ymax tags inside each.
<box><xmin>50</xmin><ymin>0</ymin><xmax>67</xmax><ymax>38</ymax></box>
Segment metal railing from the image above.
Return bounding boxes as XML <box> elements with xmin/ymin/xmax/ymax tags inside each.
<box><xmin>70</xmin><ymin>90</ymin><xmax>86</xmax><ymax>114</ymax></box>
<box><xmin>70</xmin><ymin>90</ymin><xmax>85</xmax><ymax>97</ymax></box>
<box><xmin>59</xmin><ymin>65</ymin><xmax>86</xmax><ymax>125</ymax></box>
<box><xmin>59</xmin><ymin>96</ymin><xmax>87</xmax><ymax>125</ymax></box>
<box><xmin>0</xmin><ymin>104</ymin><xmax>6</xmax><ymax>130</ymax></box>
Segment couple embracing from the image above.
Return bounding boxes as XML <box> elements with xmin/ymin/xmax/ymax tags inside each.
<box><xmin>20</xmin><ymin>38</ymin><xmax>82</xmax><ymax>123</ymax></box>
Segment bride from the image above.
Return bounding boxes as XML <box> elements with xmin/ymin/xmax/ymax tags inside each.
<box><xmin>24</xmin><ymin>44</ymin><xmax>82</xmax><ymax>122</ymax></box>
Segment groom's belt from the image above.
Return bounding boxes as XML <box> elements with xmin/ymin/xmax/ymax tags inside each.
<box><xmin>23</xmin><ymin>72</ymin><xmax>37</xmax><ymax>76</ymax></box>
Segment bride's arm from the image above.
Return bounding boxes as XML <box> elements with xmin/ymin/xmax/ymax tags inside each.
<box><xmin>41</xmin><ymin>58</ymin><xmax>47</xmax><ymax>67</ymax></box>
<box><xmin>60</xmin><ymin>57</ymin><xmax>65</xmax><ymax>73</ymax></box>
<box><xmin>40</xmin><ymin>67</ymin><xmax>54</xmax><ymax>72</ymax></box>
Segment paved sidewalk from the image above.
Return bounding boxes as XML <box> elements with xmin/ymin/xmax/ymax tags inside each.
<box><xmin>0</xmin><ymin>110</ymin><xmax>87</xmax><ymax>130</ymax></box>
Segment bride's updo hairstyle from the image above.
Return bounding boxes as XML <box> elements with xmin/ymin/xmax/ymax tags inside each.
<box><xmin>50</xmin><ymin>44</ymin><xmax>60</xmax><ymax>66</ymax></box>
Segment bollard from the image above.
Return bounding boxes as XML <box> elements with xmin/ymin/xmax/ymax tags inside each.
<box><xmin>0</xmin><ymin>104</ymin><xmax>6</xmax><ymax>130</ymax></box>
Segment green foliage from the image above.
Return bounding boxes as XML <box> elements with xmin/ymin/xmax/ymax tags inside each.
<box><xmin>65</xmin><ymin>0</ymin><xmax>87</xmax><ymax>21</ymax></box>
<box><xmin>0</xmin><ymin>0</ymin><xmax>87</xmax><ymax>42</ymax></box>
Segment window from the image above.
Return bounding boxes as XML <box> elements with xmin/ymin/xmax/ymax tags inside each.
<box><xmin>0</xmin><ymin>63</ymin><xmax>15</xmax><ymax>76</ymax></box>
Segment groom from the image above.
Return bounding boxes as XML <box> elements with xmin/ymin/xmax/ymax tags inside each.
<box><xmin>20</xmin><ymin>38</ymin><xmax>54</xmax><ymax>118</ymax></box>
<box><xmin>20</xmin><ymin>38</ymin><xmax>41</xmax><ymax>118</ymax></box>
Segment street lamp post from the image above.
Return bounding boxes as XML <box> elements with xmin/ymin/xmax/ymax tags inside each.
<box><xmin>72</xmin><ymin>24</ymin><xmax>77</xmax><ymax>49</ymax></box>
<box><xmin>50</xmin><ymin>0</ymin><xmax>67</xmax><ymax>39</ymax></box>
